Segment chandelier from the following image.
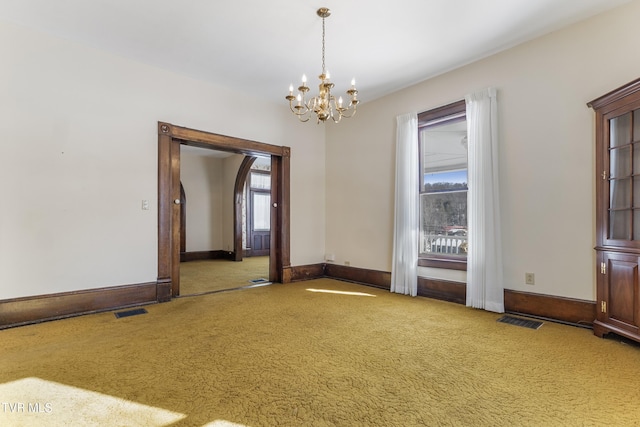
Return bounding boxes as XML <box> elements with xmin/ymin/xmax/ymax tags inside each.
<box><xmin>286</xmin><ymin>7</ymin><xmax>359</xmax><ymax>123</ymax></box>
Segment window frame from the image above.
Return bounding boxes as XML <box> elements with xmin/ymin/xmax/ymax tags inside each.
<box><xmin>418</xmin><ymin>100</ymin><xmax>467</xmax><ymax>271</ymax></box>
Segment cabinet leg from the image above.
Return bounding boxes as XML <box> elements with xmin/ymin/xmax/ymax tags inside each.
<box><xmin>592</xmin><ymin>321</ymin><xmax>607</xmax><ymax>338</ymax></box>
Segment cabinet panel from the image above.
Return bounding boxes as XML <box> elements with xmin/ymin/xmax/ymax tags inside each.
<box><xmin>604</xmin><ymin>253</ymin><xmax>639</xmax><ymax>333</ymax></box>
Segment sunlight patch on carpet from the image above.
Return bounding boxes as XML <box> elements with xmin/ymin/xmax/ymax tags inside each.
<box><xmin>306</xmin><ymin>288</ymin><xmax>376</xmax><ymax>297</ymax></box>
<box><xmin>0</xmin><ymin>377</ymin><xmax>186</xmax><ymax>426</ymax></box>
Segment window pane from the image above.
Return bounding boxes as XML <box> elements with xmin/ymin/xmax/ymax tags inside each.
<box><xmin>610</xmin><ymin>113</ymin><xmax>631</xmax><ymax>148</ymax></box>
<box><xmin>610</xmin><ymin>178</ymin><xmax>631</xmax><ymax>209</ymax></box>
<box><xmin>420</xmin><ymin>122</ymin><xmax>467</xmax><ymax>192</ymax></box>
<box><xmin>610</xmin><ymin>146</ymin><xmax>631</xmax><ymax>179</ymax></box>
<box><xmin>424</xmin><ymin>170</ymin><xmax>468</xmax><ymax>193</ymax></box>
<box><xmin>253</xmin><ymin>193</ymin><xmax>270</xmax><ymax>231</ymax></box>
<box><xmin>250</xmin><ymin>172</ymin><xmax>270</xmax><ymax>190</ymax></box>
<box><xmin>420</xmin><ymin>192</ymin><xmax>467</xmax><ymax>256</ymax></box>
<box><xmin>610</xmin><ymin>210</ymin><xmax>630</xmax><ymax>240</ymax></box>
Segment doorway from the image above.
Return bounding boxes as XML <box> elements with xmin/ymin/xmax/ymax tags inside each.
<box><xmin>157</xmin><ymin>122</ymin><xmax>291</xmax><ymax>300</ymax></box>
<box><xmin>246</xmin><ymin>166</ymin><xmax>271</xmax><ymax>257</ymax></box>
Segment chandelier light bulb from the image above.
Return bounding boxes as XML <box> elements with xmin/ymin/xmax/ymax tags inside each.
<box><xmin>285</xmin><ymin>7</ymin><xmax>359</xmax><ymax>123</ymax></box>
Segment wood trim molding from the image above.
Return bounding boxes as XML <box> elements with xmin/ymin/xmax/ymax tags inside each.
<box><xmin>158</xmin><ymin>121</ymin><xmax>291</xmax><ymax>295</ymax></box>
<box><xmin>284</xmin><ymin>264</ymin><xmax>325</xmax><ymax>283</ymax></box>
<box><xmin>418</xmin><ymin>258</ymin><xmax>467</xmax><ymax>271</ymax></box>
<box><xmin>587</xmin><ymin>77</ymin><xmax>640</xmax><ymax>111</ymax></box>
<box><xmin>179</xmin><ymin>182</ymin><xmax>186</xmax><ymax>253</ymax></box>
<box><xmin>180</xmin><ymin>250</ymin><xmax>234</xmax><ymax>262</ymax></box>
<box><xmin>418</xmin><ymin>99</ymin><xmax>466</xmax><ymax>127</ymax></box>
<box><xmin>0</xmin><ymin>282</ymin><xmax>157</xmax><ymax>329</ymax></box>
<box><xmin>324</xmin><ymin>264</ymin><xmax>391</xmax><ymax>289</ymax></box>
<box><xmin>160</xmin><ymin>122</ymin><xmax>286</xmax><ymax>157</ymax></box>
<box><xmin>417</xmin><ymin>277</ymin><xmax>466</xmax><ymax>304</ymax></box>
<box><xmin>504</xmin><ymin>289</ymin><xmax>596</xmax><ymax>328</ymax></box>
<box><xmin>234</xmin><ymin>157</ymin><xmax>257</xmax><ymax>262</ymax></box>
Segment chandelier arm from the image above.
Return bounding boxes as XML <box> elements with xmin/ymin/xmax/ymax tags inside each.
<box><xmin>289</xmin><ymin>98</ymin><xmax>313</xmax><ymax>122</ymax></box>
<box><xmin>337</xmin><ymin>106</ymin><xmax>357</xmax><ymax>119</ymax></box>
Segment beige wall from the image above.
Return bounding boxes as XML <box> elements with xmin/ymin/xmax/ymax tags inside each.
<box><xmin>180</xmin><ymin>150</ymin><xmax>223</xmax><ymax>252</ymax></box>
<box><xmin>180</xmin><ymin>151</ymin><xmax>244</xmax><ymax>253</ymax></box>
<box><xmin>325</xmin><ymin>0</ymin><xmax>640</xmax><ymax>301</ymax></box>
<box><xmin>0</xmin><ymin>20</ymin><xmax>325</xmax><ymax>299</ymax></box>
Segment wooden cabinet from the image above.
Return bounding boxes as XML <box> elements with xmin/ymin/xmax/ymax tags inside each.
<box><xmin>589</xmin><ymin>78</ymin><xmax>640</xmax><ymax>342</ymax></box>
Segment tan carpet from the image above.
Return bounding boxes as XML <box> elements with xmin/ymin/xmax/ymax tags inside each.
<box><xmin>1</xmin><ymin>279</ymin><xmax>640</xmax><ymax>426</ymax></box>
<box><xmin>179</xmin><ymin>256</ymin><xmax>269</xmax><ymax>296</ymax></box>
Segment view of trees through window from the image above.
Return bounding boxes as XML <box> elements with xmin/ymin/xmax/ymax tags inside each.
<box><xmin>421</xmin><ymin>178</ymin><xmax>467</xmax><ymax>237</ymax></box>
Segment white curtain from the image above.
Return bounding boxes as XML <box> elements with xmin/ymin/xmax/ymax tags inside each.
<box><xmin>466</xmin><ymin>88</ymin><xmax>504</xmax><ymax>312</ymax></box>
<box><xmin>391</xmin><ymin>113</ymin><xmax>419</xmax><ymax>296</ymax></box>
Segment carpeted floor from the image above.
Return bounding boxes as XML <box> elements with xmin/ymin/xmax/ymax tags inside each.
<box><xmin>179</xmin><ymin>256</ymin><xmax>269</xmax><ymax>296</ymax></box>
<box><xmin>1</xmin><ymin>278</ymin><xmax>640</xmax><ymax>426</ymax></box>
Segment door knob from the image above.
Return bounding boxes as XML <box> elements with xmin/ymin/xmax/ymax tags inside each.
<box><xmin>174</xmin><ymin>199</ymin><xmax>181</xmax><ymax>205</ymax></box>
<box><xmin>272</xmin><ymin>202</ymin><xmax>278</xmax><ymax>208</ymax></box>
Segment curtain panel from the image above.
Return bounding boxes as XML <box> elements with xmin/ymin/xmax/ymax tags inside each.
<box><xmin>391</xmin><ymin>113</ymin><xmax>419</xmax><ymax>296</ymax></box>
<box><xmin>466</xmin><ymin>88</ymin><xmax>504</xmax><ymax>312</ymax></box>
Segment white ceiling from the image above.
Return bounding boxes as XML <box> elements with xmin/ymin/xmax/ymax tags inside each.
<box><xmin>0</xmin><ymin>0</ymin><xmax>631</xmax><ymax>104</ymax></box>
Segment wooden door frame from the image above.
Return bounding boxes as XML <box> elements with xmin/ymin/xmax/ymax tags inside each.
<box><xmin>233</xmin><ymin>156</ymin><xmax>257</xmax><ymax>261</ymax></box>
<box><xmin>157</xmin><ymin>122</ymin><xmax>291</xmax><ymax>300</ymax></box>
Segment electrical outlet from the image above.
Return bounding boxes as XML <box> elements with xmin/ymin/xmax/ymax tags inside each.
<box><xmin>525</xmin><ymin>272</ymin><xmax>535</xmax><ymax>285</ymax></box>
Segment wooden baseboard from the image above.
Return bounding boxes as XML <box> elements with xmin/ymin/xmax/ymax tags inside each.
<box><xmin>0</xmin><ymin>282</ymin><xmax>158</xmax><ymax>329</ymax></box>
<box><xmin>504</xmin><ymin>289</ymin><xmax>596</xmax><ymax>328</ymax></box>
<box><xmin>418</xmin><ymin>277</ymin><xmax>466</xmax><ymax>304</ymax></box>
<box><xmin>284</xmin><ymin>264</ymin><xmax>325</xmax><ymax>283</ymax></box>
<box><xmin>324</xmin><ymin>263</ymin><xmax>391</xmax><ymax>289</ymax></box>
<box><xmin>180</xmin><ymin>250</ymin><xmax>233</xmax><ymax>262</ymax></box>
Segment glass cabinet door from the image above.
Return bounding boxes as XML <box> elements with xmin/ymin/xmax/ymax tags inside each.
<box><xmin>609</xmin><ymin>108</ymin><xmax>640</xmax><ymax>241</ymax></box>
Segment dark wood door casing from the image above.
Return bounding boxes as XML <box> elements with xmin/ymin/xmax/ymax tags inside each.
<box><xmin>234</xmin><ymin>156</ymin><xmax>257</xmax><ymax>262</ymax></box>
<box><xmin>157</xmin><ymin>122</ymin><xmax>291</xmax><ymax>297</ymax></box>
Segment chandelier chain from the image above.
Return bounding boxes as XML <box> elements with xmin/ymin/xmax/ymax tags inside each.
<box><xmin>321</xmin><ymin>15</ymin><xmax>326</xmax><ymax>74</ymax></box>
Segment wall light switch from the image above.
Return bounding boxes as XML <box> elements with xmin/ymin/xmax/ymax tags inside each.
<box><xmin>142</xmin><ymin>200</ymin><xmax>150</xmax><ymax>210</ymax></box>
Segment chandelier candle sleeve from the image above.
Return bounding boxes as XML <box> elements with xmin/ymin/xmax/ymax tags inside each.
<box><xmin>285</xmin><ymin>7</ymin><xmax>359</xmax><ymax>123</ymax></box>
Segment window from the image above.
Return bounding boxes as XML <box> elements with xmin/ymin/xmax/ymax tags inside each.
<box><xmin>247</xmin><ymin>170</ymin><xmax>271</xmax><ymax>232</ymax></box>
<box><xmin>418</xmin><ymin>100</ymin><xmax>467</xmax><ymax>270</ymax></box>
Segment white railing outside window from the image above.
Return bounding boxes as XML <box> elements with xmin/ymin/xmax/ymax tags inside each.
<box><xmin>419</xmin><ymin>232</ymin><xmax>468</xmax><ymax>256</ymax></box>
